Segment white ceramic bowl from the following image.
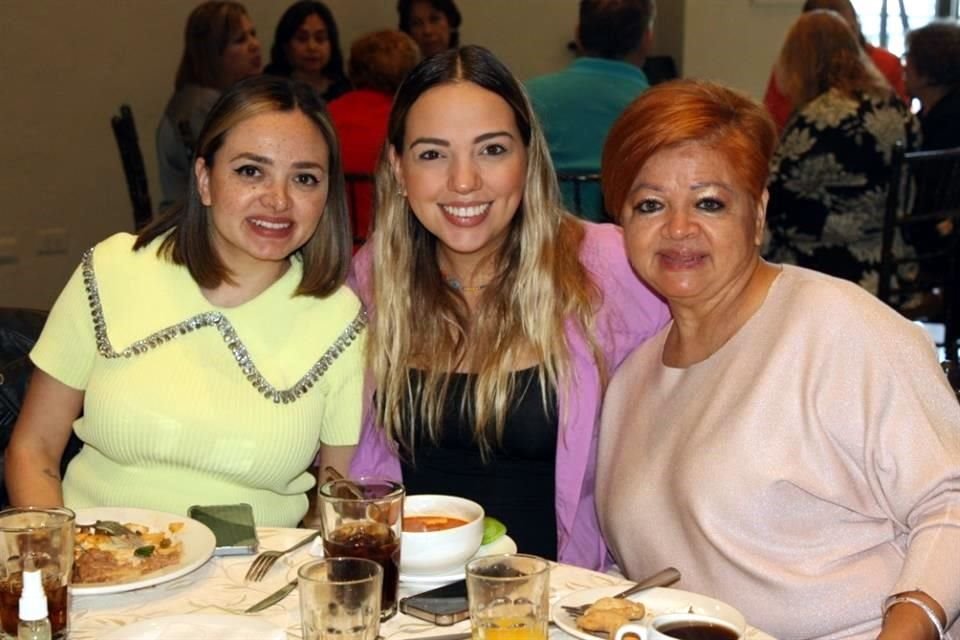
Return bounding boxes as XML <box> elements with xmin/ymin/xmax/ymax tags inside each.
<box><xmin>401</xmin><ymin>495</ymin><xmax>484</xmax><ymax>576</ymax></box>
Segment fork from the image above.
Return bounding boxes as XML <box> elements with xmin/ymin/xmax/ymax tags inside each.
<box><xmin>560</xmin><ymin>566</ymin><xmax>681</xmax><ymax>618</ymax></box>
<box><xmin>244</xmin><ymin>530</ymin><xmax>321</xmax><ymax>582</ymax></box>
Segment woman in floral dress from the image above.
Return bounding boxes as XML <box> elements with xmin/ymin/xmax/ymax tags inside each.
<box><xmin>764</xmin><ymin>10</ymin><xmax>919</xmax><ymax>295</ymax></box>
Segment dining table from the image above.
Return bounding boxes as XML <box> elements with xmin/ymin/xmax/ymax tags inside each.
<box><xmin>70</xmin><ymin>526</ymin><xmax>775</xmax><ymax>639</ymax></box>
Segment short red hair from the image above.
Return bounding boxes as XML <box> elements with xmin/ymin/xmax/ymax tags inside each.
<box><xmin>601</xmin><ymin>79</ymin><xmax>777</xmax><ymax>221</ymax></box>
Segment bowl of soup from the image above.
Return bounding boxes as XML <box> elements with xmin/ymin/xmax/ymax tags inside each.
<box><xmin>401</xmin><ymin>495</ymin><xmax>484</xmax><ymax>576</ymax></box>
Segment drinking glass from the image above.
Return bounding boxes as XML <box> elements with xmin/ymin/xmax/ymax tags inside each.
<box><xmin>298</xmin><ymin>557</ymin><xmax>382</xmax><ymax>640</ymax></box>
<box><xmin>466</xmin><ymin>553</ymin><xmax>550</xmax><ymax>640</ymax></box>
<box><xmin>317</xmin><ymin>478</ymin><xmax>403</xmax><ymax>619</ymax></box>
<box><xmin>0</xmin><ymin>507</ymin><xmax>75</xmax><ymax>640</ymax></box>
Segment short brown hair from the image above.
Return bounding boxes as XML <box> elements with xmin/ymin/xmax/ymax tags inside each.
<box><xmin>348</xmin><ymin>30</ymin><xmax>420</xmax><ymax>94</ymax></box>
<box><xmin>601</xmin><ymin>79</ymin><xmax>777</xmax><ymax>220</ymax></box>
<box><xmin>175</xmin><ymin>1</ymin><xmax>249</xmax><ymax>90</ymax></box>
<box><xmin>136</xmin><ymin>75</ymin><xmax>352</xmax><ymax>298</ymax></box>
<box><xmin>578</xmin><ymin>0</ymin><xmax>656</xmax><ymax>59</ymax></box>
<box><xmin>776</xmin><ymin>10</ymin><xmax>887</xmax><ymax>107</ymax></box>
<box><xmin>907</xmin><ymin>21</ymin><xmax>960</xmax><ymax>88</ymax></box>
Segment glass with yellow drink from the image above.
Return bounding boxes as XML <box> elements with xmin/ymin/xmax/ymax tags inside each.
<box><xmin>466</xmin><ymin>554</ymin><xmax>549</xmax><ymax>640</ymax></box>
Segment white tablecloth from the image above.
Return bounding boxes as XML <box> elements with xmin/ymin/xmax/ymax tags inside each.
<box><xmin>70</xmin><ymin>527</ymin><xmax>774</xmax><ymax>639</ymax></box>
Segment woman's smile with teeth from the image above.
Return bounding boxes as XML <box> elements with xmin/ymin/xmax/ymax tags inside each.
<box><xmin>249</xmin><ymin>218</ymin><xmax>291</xmax><ymax>229</ymax></box>
<box><xmin>441</xmin><ymin>203</ymin><xmax>490</xmax><ymax>218</ymax></box>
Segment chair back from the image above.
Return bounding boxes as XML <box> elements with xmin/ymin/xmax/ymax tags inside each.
<box><xmin>879</xmin><ymin>142</ymin><xmax>960</xmax><ymax>360</ymax></box>
<box><xmin>557</xmin><ymin>172</ymin><xmax>608</xmax><ymax>222</ymax></box>
<box><xmin>110</xmin><ymin>104</ymin><xmax>153</xmax><ymax>230</ymax></box>
<box><xmin>0</xmin><ymin>308</ymin><xmax>83</xmax><ymax>508</ymax></box>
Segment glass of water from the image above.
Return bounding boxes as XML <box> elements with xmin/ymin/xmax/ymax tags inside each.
<box><xmin>298</xmin><ymin>557</ymin><xmax>382</xmax><ymax>640</ymax></box>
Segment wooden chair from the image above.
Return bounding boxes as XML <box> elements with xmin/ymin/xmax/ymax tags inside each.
<box><xmin>110</xmin><ymin>105</ymin><xmax>153</xmax><ymax>230</ymax></box>
<box><xmin>878</xmin><ymin>142</ymin><xmax>960</xmax><ymax>360</ymax></box>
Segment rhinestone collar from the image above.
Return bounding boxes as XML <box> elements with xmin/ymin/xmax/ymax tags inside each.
<box><xmin>81</xmin><ymin>248</ymin><xmax>366</xmax><ymax>404</ymax></box>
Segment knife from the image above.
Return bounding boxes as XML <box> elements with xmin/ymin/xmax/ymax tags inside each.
<box><xmin>245</xmin><ymin>578</ymin><xmax>298</xmax><ymax>613</ymax></box>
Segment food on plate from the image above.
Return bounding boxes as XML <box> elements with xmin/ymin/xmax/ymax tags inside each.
<box><xmin>402</xmin><ymin>515</ymin><xmax>469</xmax><ymax>532</ymax></box>
<box><xmin>73</xmin><ymin>520</ymin><xmax>184</xmax><ymax>584</ymax></box>
<box><xmin>576</xmin><ymin>596</ymin><xmax>647</xmax><ymax>636</ymax></box>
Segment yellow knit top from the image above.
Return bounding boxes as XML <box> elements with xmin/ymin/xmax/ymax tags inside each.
<box><xmin>32</xmin><ymin>233</ymin><xmax>365</xmax><ymax>527</ymax></box>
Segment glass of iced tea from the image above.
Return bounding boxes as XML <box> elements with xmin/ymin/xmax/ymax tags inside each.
<box><xmin>317</xmin><ymin>478</ymin><xmax>403</xmax><ymax>619</ymax></box>
<box><xmin>0</xmin><ymin>507</ymin><xmax>75</xmax><ymax>640</ymax></box>
<box><xmin>466</xmin><ymin>554</ymin><xmax>550</xmax><ymax>640</ymax></box>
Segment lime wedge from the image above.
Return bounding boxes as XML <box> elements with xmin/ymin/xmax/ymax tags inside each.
<box><xmin>482</xmin><ymin>517</ymin><xmax>507</xmax><ymax>545</ymax></box>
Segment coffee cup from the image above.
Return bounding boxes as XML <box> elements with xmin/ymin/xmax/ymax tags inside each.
<box><xmin>614</xmin><ymin>611</ymin><xmax>745</xmax><ymax>640</ymax></box>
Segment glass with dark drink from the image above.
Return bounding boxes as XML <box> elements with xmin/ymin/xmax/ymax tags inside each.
<box><xmin>318</xmin><ymin>479</ymin><xmax>403</xmax><ymax>619</ymax></box>
<box><xmin>0</xmin><ymin>507</ymin><xmax>75</xmax><ymax>640</ymax></box>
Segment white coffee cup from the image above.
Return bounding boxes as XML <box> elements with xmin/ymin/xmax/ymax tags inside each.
<box><xmin>614</xmin><ymin>612</ymin><xmax>745</xmax><ymax>640</ymax></box>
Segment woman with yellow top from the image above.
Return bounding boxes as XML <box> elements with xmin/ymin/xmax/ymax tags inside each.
<box><xmin>5</xmin><ymin>76</ymin><xmax>364</xmax><ymax>527</ymax></box>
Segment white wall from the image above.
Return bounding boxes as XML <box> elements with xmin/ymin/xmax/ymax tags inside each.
<box><xmin>0</xmin><ymin>0</ymin><xmax>791</xmax><ymax>310</ymax></box>
<box><xmin>683</xmin><ymin>0</ymin><xmax>800</xmax><ymax>98</ymax></box>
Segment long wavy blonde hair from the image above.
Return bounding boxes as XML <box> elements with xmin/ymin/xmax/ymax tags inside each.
<box><xmin>368</xmin><ymin>45</ymin><xmax>602</xmax><ymax>459</ymax></box>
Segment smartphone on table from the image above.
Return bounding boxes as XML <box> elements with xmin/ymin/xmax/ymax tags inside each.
<box><xmin>187</xmin><ymin>503</ymin><xmax>259</xmax><ymax>556</ymax></box>
<box><xmin>399</xmin><ymin>579</ymin><xmax>469</xmax><ymax>626</ymax></box>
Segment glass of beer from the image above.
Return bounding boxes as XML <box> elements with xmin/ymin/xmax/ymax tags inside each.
<box><xmin>298</xmin><ymin>557</ymin><xmax>382</xmax><ymax>640</ymax></box>
<box><xmin>317</xmin><ymin>478</ymin><xmax>403</xmax><ymax>619</ymax></box>
<box><xmin>0</xmin><ymin>507</ymin><xmax>75</xmax><ymax>640</ymax></box>
<box><xmin>466</xmin><ymin>554</ymin><xmax>550</xmax><ymax>640</ymax></box>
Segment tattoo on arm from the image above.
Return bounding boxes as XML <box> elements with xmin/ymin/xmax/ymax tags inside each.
<box><xmin>41</xmin><ymin>467</ymin><xmax>60</xmax><ymax>481</ymax></box>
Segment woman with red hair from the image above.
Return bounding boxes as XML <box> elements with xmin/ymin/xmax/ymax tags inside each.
<box><xmin>597</xmin><ymin>79</ymin><xmax>960</xmax><ymax>640</ymax></box>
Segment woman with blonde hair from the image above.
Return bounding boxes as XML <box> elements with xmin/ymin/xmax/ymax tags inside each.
<box><xmin>347</xmin><ymin>45</ymin><xmax>668</xmax><ymax>567</ymax></box>
<box><xmin>764</xmin><ymin>9</ymin><xmax>919</xmax><ymax>295</ymax></box>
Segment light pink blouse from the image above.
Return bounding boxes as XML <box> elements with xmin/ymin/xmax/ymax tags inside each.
<box><xmin>598</xmin><ymin>266</ymin><xmax>960</xmax><ymax>639</ymax></box>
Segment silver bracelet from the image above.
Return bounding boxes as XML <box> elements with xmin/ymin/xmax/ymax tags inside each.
<box><xmin>883</xmin><ymin>594</ymin><xmax>946</xmax><ymax>640</ymax></box>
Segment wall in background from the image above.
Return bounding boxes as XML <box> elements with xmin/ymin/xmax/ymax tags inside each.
<box><xmin>0</xmin><ymin>0</ymin><xmax>793</xmax><ymax>310</ymax></box>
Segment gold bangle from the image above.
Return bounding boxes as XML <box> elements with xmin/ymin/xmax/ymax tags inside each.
<box><xmin>882</xmin><ymin>594</ymin><xmax>945</xmax><ymax>640</ymax></box>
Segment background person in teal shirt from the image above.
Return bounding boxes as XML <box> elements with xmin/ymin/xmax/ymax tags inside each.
<box><xmin>526</xmin><ymin>0</ymin><xmax>655</xmax><ymax>222</ymax></box>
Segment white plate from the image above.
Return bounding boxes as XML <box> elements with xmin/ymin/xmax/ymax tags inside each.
<box><xmin>553</xmin><ymin>585</ymin><xmax>749</xmax><ymax>640</ymax></box>
<box><xmin>399</xmin><ymin>534</ymin><xmax>518</xmax><ymax>585</ymax></box>
<box><xmin>99</xmin><ymin>613</ymin><xmax>284</xmax><ymax>639</ymax></box>
<box><xmin>71</xmin><ymin>507</ymin><xmax>216</xmax><ymax>596</ymax></box>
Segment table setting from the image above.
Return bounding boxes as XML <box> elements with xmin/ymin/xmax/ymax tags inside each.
<box><xmin>0</xmin><ymin>485</ymin><xmax>777</xmax><ymax>640</ymax></box>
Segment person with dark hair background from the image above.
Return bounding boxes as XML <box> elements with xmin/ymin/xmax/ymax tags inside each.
<box><xmin>396</xmin><ymin>0</ymin><xmax>461</xmax><ymax>58</ymax></box>
<box><xmin>526</xmin><ymin>0</ymin><xmax>656</xmax><ymax>221</ymax></box>
<box><xmin>156</xmin><ymin>1</ymin><xmax>261</xmax><ymax>210</ymax></box>
<box><xmin>264</xmin><ymin>1</ymin><xmax>350</xmax><ymax>102</ymax></box>
<box><xmin>901</xmin><ymin>21</ymin><xmax>960</xmax><ymax>297</ymax></box>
